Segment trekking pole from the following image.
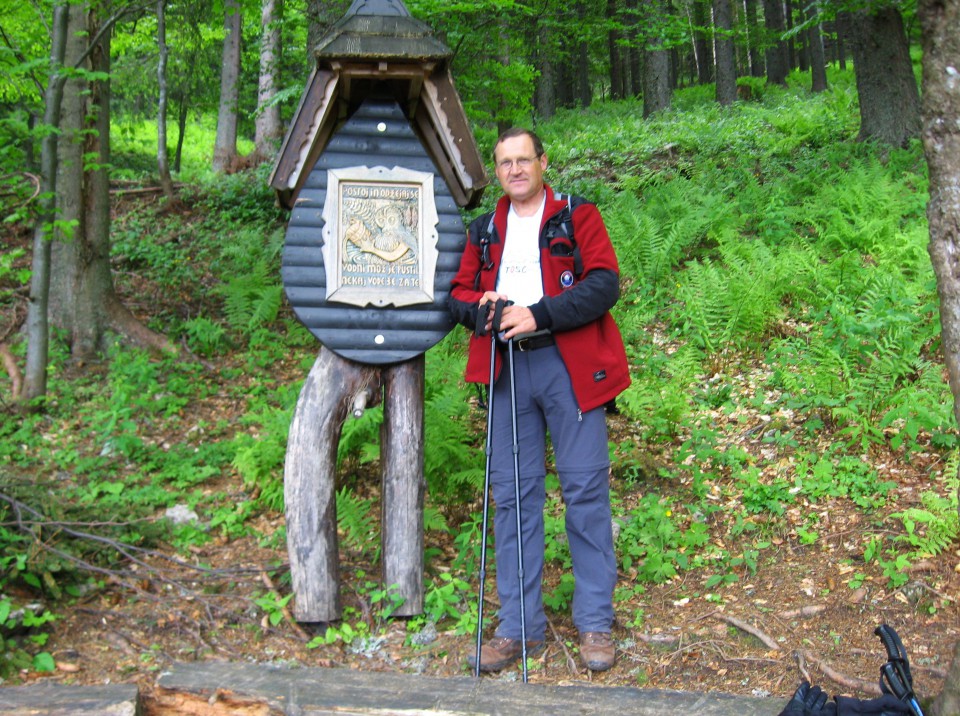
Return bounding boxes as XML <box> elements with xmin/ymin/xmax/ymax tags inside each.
<box><xmin>506</xmin><ymin>334</ymin><xmax>529</xmax><ymax>683</ymax></box>
<box><xmin>875</xmin><ymin>625</ymin><xmax>924</xmax><ymax>716</ymax></box>
<box><xmin>473</xmin><ymin>299</ymin><xmax>498</xmax><ymax>678</ymax></box>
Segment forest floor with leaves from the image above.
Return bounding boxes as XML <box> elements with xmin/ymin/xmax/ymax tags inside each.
<box><xmin>13</xmin><ymin>364</ymin><xmax>960</xmax><ymax>712</ymax></box>
<box><xmin>1</xmin><ymin>195</ymin><xmax>958</xmax><ymax>712</ymax></box>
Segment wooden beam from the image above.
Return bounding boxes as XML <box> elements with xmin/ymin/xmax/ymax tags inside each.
<box><xmin>380</xmin><ymin>356</ymin><xmax>425</xmax><ymax>615</ymax></box>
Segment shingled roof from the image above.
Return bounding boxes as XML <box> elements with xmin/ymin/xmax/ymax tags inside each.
<box><xmin>314</xmin><ymin>0</ymin><xmax>450</xmax><ymax>61</ymax></box>
<box><xmin>268</xmin><ymin>0</ymin><xmax>488</xmax><ymax>209</ymax></box>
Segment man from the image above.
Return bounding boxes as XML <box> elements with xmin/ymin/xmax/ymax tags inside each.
<box><xmin>448</xmin><ymin>128</ymin><xmax>631</xmax><ymax>673</ymax></box>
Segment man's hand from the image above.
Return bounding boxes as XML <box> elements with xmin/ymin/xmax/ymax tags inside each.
<box><xmin>478</xmin><ymin>293</ymin><xmax>537</xmax><ymax>339</ymax></box>
<box><xmin>498</xmin><ymin>305</ymin><xmax>537</xmax><ymax>339</ymax></box>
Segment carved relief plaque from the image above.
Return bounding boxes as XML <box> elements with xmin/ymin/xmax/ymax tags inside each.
<box><xmin>320</xmin><ymin>166</ymin><xmax>440</xmax><ymax>308</ymax></box>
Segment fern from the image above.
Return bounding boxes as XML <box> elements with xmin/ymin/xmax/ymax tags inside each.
<box><xmin>616</xmin><ymin>344</ymin><xmax>700</xmax><ymax>442</ymax></box>
<box><xmin>336</xmin><ymin>487</ymin><xmax>380</xmax><ymax>561</ymax></box>
<box><xmin>214</xmin><ymin>260</ymin><xmax>283</xmax><ymax>335</ymax></box>
<box><xmin>182</xmin><ymin>315</ymin><xmax>228</xmax><ymax>356</ymax></box>
<box><xmin>891</xmin><ymin>450</ymin><xmax>960</xmax><ymax>557</ymax></box>
<box><xmin>423</xmin><ymin>335</ymin><xmax>485</xmax><ymax>503</ymax></box>
<box><xmin>608</xmin><ymin>177</ymin><xmax>724</xmax><ymax>293</ymax></box>
<box><xmin>212</xmin><ymin>226</ymin><xmax>285</xmax><ymax>336</ymax></box>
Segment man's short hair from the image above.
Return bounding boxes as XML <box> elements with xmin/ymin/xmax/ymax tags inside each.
<box><xmin>493</xmin><ymin>128</ymin><xmax>545</xmax><ymax>159</ymax></box>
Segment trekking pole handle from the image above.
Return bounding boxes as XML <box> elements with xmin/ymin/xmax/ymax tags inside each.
<box><xmin>875</xmin><ymin>625</ymin><xmax>923</xmax><ymax>716</ymax></box>
<box><xmin>875</xmin><ymin>624</ymin><xmax>914</xmax><ymax>685</ymax></box>
<box><xmin>875</xmin><ymin>624</ymin><xmax>905</xmax><ymax>663</ymax></box>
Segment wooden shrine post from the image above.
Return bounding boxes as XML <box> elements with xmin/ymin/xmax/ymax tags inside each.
<box><xmin>268</xmin><ymin>0</ymin><xmax>487</xmax><ymax>623</ymax></box>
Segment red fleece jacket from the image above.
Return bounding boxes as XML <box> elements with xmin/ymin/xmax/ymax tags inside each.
<box><xmin>449</xmin><ymin>186</ymin><xmax>631</xmax><ymax>413</ymax></box>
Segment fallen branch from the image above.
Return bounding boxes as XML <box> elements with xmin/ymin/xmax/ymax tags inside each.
<box><xmin>547</xmin><ymin>616</ymin><xmax>579</xmax><ymax>676</ymax></box>
<box><xmin>637</xmin><ymin>632</ymin><xmax>681</xmax><ymax>647</ymax></box>
<box><xmin>714</xmin><ymin>613</ymin><xmax>780</xmax><ymax>651</ymax></box>
<box><xmin>798</xmin><ymin>649</ymin><xmax>882</xmax><ymax>696</ymax></box>
<box><xmin>0</xmin><ymin>490</ymin><xmax>261</xmax><ymax>579</ymax></box>
<box><xmin>778</xmin><ymin>605</ymin><xmax>827</xmax><ymax>620</ymax></box>
<box><xmin>260</xmin><ymin>571</ymin><xmax>309</xmax><ymax>641</ymax></box>
<box><xmin>110</xmin><ymin>184</ymin><xmax>182</xmax><ymax>196</ymax></box>
<box><xmin>795</xmin><ymin>648</ymin><xmax>813</xmax><ymax>683</ymax></box>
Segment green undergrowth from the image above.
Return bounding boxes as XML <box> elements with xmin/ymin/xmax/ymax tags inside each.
<box><xmin>1</xmin><ymin>68</ymin><xmax>958</xmax><ymax>666</ymax></box>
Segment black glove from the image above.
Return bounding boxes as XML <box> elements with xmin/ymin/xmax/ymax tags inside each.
<box><xmin>779</xmin><ymin>682</ymin><xmax>838</xmax><ymax>716</ymax></box>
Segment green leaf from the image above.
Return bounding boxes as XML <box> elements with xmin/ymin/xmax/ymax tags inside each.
<box><xmin>32</xmin><ymin>652</ymin><xmax>55</xmax><ymax>672</ymax></box>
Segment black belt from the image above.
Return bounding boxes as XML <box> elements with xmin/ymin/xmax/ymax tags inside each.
<box><xmin>514</xmin><ymin>332</ymin><xmax>555</xmax><ymax>352</ymax></box>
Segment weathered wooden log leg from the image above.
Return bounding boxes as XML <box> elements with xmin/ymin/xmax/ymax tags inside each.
<box><xmin>285</xmin><ymin>346</ymin><xmax>380</xmax><ymax>622</ymax></box>
<box><xmin>380</xmin><ymin>355</ymin><xmax>425</xmax><ymax>616</ymax></box>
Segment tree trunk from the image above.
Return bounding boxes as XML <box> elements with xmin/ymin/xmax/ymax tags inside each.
<box><xmin>643</xmin><ymin>48</ymin><xmax>671</xmax><ymax>116</ymax></box>
<box><xmin>744</xmin><ymin>0</ymin><xmax>764</xmax><ymax>77</ymax></box>
<box><xmin>764</xmin><ymin>0</ymin><xmax>788</xmax><ymax>85</ymax></box>
<box><xmin>848</xmin><ymin>6</ymin><xmax>921</xmax><ymax>146</ymax></box>
<box><xmin>496</xmin><ymin>19</ymin><xmax>511</xmax><ymax>133</ymax></box>
<box><xmin>626</xmin><ymin>0</ymin><xmax>643</xmax><ymax>97</ymax></box>
<box><xmin>691</xmin><ymin>0</ymin><xmax>713</xmax><ymax>84</ymax></box>
<box><xmin>534</xmin><ymin>17</ymin><xmax>557</xmax><ymax>119</ymax></box>
<box><xmin>920</xmin><ymin>0</ymin><xmax>960</xmax><ymax>706</ymax></box>
<box><xmin>50</xmin><ymin>2</ymin><xmax>174</xmax><ymax>360</ymax></box>
<box><xmin>212</xmin><ymin>0</ymin><xmax>241</xmax><ymax>173</ymax></box>
<box><xmin>796</xmin><ymin>4</ymin><xmax>810</xmax><ymax>72</ymax></box>
<box><xmin>785</xmin><ymin>0</ymin><xmax>797</xmax><ymax>69</ymax></box>
<box><xmin>254</xmin><ymin>0</ymin><xmax>283</xmax><ymax>162</ymax></box>
<box><xmin>642</xmin><ymin>0</ymin><xmax>672</xmax><ymax>116</ymax></box>
<box><xmin>575</xmin><ymin>3</ymin><xmax>592</xmax><ymax>108</ymax></box>
<box><xmin>808</xmin><ymin>6</ymin><xmax>828</xmax><ymax>92</ymax></box>
<box><xmin>608</xmin><ymin>0</ymin><xmax>625</xmax><ymax>99</ymax></box>
<box><xmin>156</xmin><ymin>0</ymin><xmax>176</xmax><ymax>200</ymax></box>
<box><xmin>932</xmin><ymin>643</ymin><xmax>960</xmax><ymax>715</ymax></box>
<box><xmin>23</xmin><ymin>3</ymin><xmax>69</xmax><ymax>403</ymax></box>
<box><xmin>714</xmin><ymin>0</ymin><xmax>738</xmax><ymax>105</ymax></box>
<box><xmin>835</xmin><ymin>14</ymin><xmax>847</xmax><ymax>70</ymax></box>
<box><xmin>174</xmin><ymin>95</ymin><xmax>187</xmax><ymax>173</ymax></box>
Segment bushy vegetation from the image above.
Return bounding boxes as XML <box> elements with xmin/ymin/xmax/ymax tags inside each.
<box><xmin>1</xmin><ymin>69</ymin><xmax>957</xmax><ymax>671</ymax></box>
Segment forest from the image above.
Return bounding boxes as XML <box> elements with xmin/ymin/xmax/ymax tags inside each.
<box><xmin>1</xmin><ymin>0</ymin><xmax>960</xmax><ymax>712</ymax></box>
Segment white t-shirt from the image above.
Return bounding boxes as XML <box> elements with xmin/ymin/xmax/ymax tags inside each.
<box><xmin>496</xmin><ymin>194</ymin><xmax>545</xmax><ymax>307</ymax></box>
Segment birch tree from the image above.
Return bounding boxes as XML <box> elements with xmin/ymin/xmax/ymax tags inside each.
<box><xmin>156</xmin><ymin>0</ymin><xmax>175</xmax><ymax>199</ymax></box>
<box><xmin>212</xmin><ymin>0</ymin><xmax>241</xmax><ymax>172</ymax></box>
<box><xmin>254</xmin><ymin>0</ymin><xmax>283</xmax><ymax>162</ymax></box>
<box><xmin>920</xmin><ymin>0</ymin><xmax>960</xmax><ymax>708</ymax></box>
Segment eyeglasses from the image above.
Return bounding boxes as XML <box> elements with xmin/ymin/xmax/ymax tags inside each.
<box><xmin>496</xmin><ymin>155</ymin><xmax>540</xmax><ymax>171</ymax></box>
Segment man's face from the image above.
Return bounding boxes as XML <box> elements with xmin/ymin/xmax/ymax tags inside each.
<box><xmin>493</xmin><ymin>135</ymin><xmax>548</xmax><ymax>205</ymax></box>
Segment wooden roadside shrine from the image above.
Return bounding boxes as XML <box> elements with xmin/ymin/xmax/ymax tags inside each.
<box><xmin>268</xmin><ymin>0</ymin><xmax>488</xmax><ymax>623</ymax></box>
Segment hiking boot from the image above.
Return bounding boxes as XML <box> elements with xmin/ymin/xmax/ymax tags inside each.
<box><xmin>579</xmin><ymin>631</ymin><xmax>615</xmax><ymax>671</ymax></box>
<box><xmin>467</xmin><ymin>636</ymin><xmax>545</xmax><ymax>672</ymax></box>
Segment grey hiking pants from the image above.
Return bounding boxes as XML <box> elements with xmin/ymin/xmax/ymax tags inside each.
<box><xmin>488</xmin><ymin>342</ymin><xmax>617</xmax><ymax>641</ymax></box>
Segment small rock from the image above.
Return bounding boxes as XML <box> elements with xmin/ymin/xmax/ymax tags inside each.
<box><xmin>403</xmin><ymin>656</ymin><xmax>429</xmax><ymax>674</ymax></box>
<box><xmin>165</xmin><ymin>504</ymin><xmax>200</xmax><ymax>525</ymax></box>
<box><xmin>409</xmin><ymin>622</ymin><xmax>438</xmax><ymax>647</ymax></box>
<box><xmin>848</xmin><ymin>587</ymin><xmax>868</xmax><ymax>604</ymax></box>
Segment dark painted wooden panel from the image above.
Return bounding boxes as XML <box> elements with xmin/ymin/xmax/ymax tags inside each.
<box><xmin>281</xmin><ymin>97</ymin><xmax>465</xmax><ymax>365</ymax></box>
